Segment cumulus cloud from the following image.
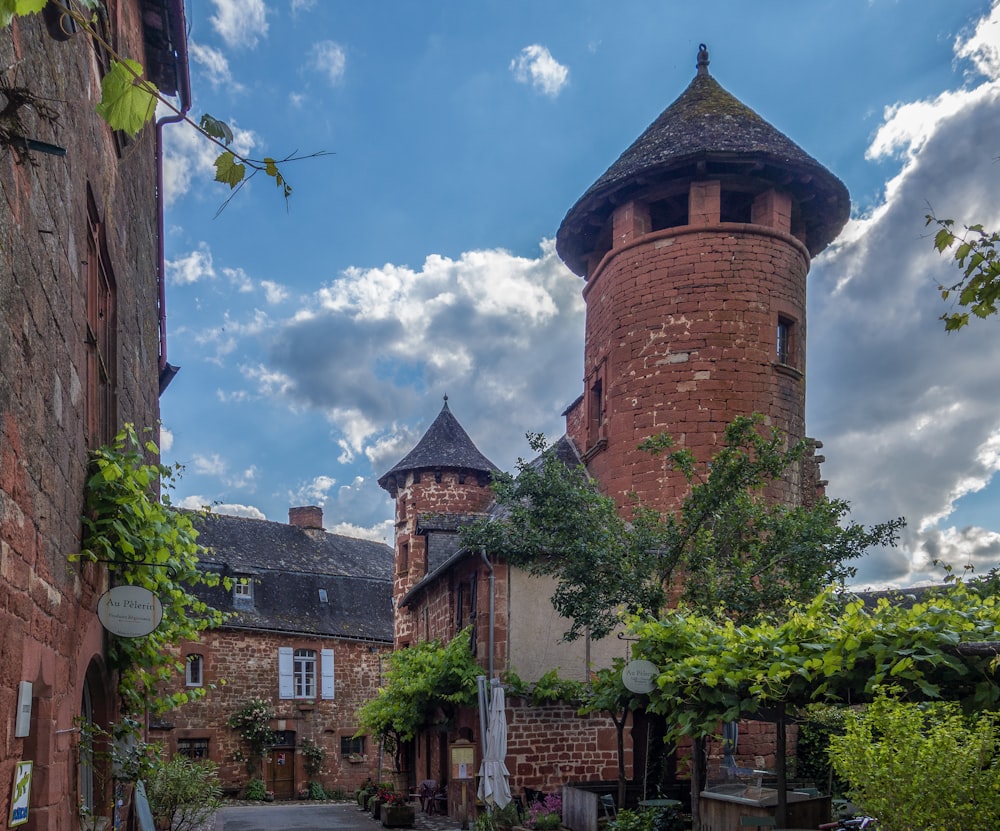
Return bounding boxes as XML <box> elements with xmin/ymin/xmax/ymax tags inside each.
<box><xmin>808</xmin><ymin>1</ymin><xmax>1000</xmax><ymax>588</ymax></box>
<box><xmin>177</xmin><ymin>498</ymin><xmax>267</xmax><ymax>520</ymax></box>
<box><xmin>261</xmin><ymin>239</ymin><xmax>584</xmax><ymax>472</ymax></box>
<box><xmin>510</xmin><ymin>45</ymin><xmax>569</xmax><ymax>97</ymax></box>
<box><xmin>209</xmin><ymin>0</ymin><xmax>268</xmax><ymax>50</ymax></box>
<box><xmin>189</xmin><ymin>41</ymin><xmax>242</xmax><ymax>91</ymax></box>
<box><xmin>159</xmin><ymin>426</ymin><xmax>174</xmax><ymax>453</ymax></box>
<box><xmin>309</xmin><ymin>41</ymin><xmax>347</xmax><ymax>86</ymax></box>
<box><xmin>166</xmin><ymin>243</ymin><xmax>216</xmax><ymax>285</ymax></box>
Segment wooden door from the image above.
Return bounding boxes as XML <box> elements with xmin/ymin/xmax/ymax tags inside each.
<box><xmin>268</xmin><ymin>732</ymin><xmax>296</xmax><ymax>799</ymax></box>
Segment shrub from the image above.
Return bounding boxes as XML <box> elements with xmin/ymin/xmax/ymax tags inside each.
<box><xmin>526</xmin><ymin>794</ymin><xmax>563</xmax><ymax>830</ymax></box>
<box><xmin>300</xmin><ymin>738</ymin><xmax>326</xmax><ymax>778</ymax></box>
<box><xmin>608</xmin><ymin>809</ymin><xmax>654</xmax><ymax>831</ymax></box>
<box><xmin>145</xmin><ymin>756</ymin><xmax>223</xmax><ymax>831</ymax></box>
<box><xmin>308</xmin><ymin>780</ymin><xmax>326</xmax><ymax>800</ymax></box>
<box><xmin>244</xmin><ymin>778</ymin><xmax>268</xmax><ymax>801</ymax></box>
<box><xmin>830</xmin><ymin>688</ymin><xmax>1000</xmax><ymax>831</ymax></box>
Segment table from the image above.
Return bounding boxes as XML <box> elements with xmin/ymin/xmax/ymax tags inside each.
<box><xmin>637</xmin><ymin>799</ymin><xmax>682</xmax><ymax>809</ymax></box>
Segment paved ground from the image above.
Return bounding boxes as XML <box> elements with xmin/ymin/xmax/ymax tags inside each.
<box><xmin>214</xmin><ymin>801</ymin><xmax>465</xmax><ymax>831</ymax></box>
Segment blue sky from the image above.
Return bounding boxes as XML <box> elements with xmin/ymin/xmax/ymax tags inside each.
<box><xmin>160</xmin><ymin>0</ymin><xmax>1000</xmax><ymax>589</ymax></box>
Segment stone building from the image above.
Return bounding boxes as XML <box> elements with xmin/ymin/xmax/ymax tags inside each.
<box><xmin>378</xmin><ymin>45</ymin><xmax>848</xmax><ymax>807</ymax></box>
<box><xmin>149</xmin><ymin>506</ymin><xmax>394</xmax><ymax>799</ymax></box>
<box><xmin>0</xmin><ymin>1</ymin><xmax>190</xmax><ymax>828</ymax></box>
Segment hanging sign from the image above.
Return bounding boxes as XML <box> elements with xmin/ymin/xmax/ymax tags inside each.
<box><xmin>621</xmin><ymin>659</ymin><xmax>659</xmax><ymax>694</ymax></box>
<box><xmin>9</xmin><ymin>761</ymin><xmax>32</xmax><ymax>827</ymax></box>
<box><xmin>97</xmin><ymin>586</ymin><xmax>163</xmax><ymax>638</ymax></box>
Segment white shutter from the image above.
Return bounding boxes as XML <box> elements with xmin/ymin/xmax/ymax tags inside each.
<box><xmin>321</xmin><ymin>648</ymin><xmax>335</xmax><ymax>700</ymax></box>
<box><xmin>278</xmin><ymin>647</ymin><xmax>294</xmax><ymax>699</ymax></box>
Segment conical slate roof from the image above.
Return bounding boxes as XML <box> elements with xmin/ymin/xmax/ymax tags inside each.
<box><xmin>378</xmin><ymin>398</ymin><xmax>499</xmax><ymax>496</ymax></box>
<box><xmin>556</xmin><ymin>45</ymin><xmax>850</xmax><ymax>274</ymax></box>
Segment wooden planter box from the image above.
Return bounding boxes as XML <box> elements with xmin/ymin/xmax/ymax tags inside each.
<box><xmin>381</xmin><ymin>804</ymin><xmax>415</xmax><ymax>827</ymax></box>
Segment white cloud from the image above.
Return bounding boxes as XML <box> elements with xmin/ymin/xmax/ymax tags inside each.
<box><xmin>291</xmin><ymin>0</ymin><xmax>316</xmax><ymax>15</ymax></box>
<box><xmin>807</xmin><ymin>1</ymin><xmax>1000</xmax><ymax>588</ymax></box>
<box><xmin>290</xmin><ymin>475</ymin><xmax>337</xmax><ymax>506</ymax></box>
<box><xmin>166</xmin><ymin>243</ymin><xmax>216</xmax><ymax>285</ymax></box>
<box><xmin>261</xmin><ymin>280</ymin><xmax>290</xmax><ymax>304</ymax></box>
<box><xmin>223</xmin><ymin>266</ymin><xmax>254</xmax><ymax>293</ymax></box>
<box><xmin>174</xmin><ymin>496</ymin><xmax>268</xmax><ymax>521</ymax></box>
<box><xmin>193</xmin><ymin>453</ymin><xmax>227</xmax><ymax>476</ymax></box>
<box><xmin>189</xmin><ymin>41</ymin><xmax>243</xmax><ymax>91</ymax></box>
<box><xmin>327</xmin><ymin>519</ymin><xmax>393</xmax><ymax>545</ymax></box>
<box><xmin>209</xmin><ymin>0</ymin><xmax>268</xmax><ymax>50</ymax></box>
<box><xmin>309</xmin><ymin>41</ymin><xmax>347</xmax><ymax>86</ymax></box>
<box><xmin>510</xmin><ymin>45</ymin><xmax>569</xmax><ymax>97</ymax></box>
<box><xmin>159</xmin><ymin>426</ymin><xmax>174</xmax><ymax>453</ymax></box>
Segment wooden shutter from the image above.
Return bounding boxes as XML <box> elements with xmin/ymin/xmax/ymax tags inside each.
<box><xmin>278</xmin><ymin>647</ymin><xmax>294</xmax><ymax>699</ymax></box>
<box><xmin>321</xmin><ymin>648</ymin><xmax>335</xmax><ymax>700</ymax></box>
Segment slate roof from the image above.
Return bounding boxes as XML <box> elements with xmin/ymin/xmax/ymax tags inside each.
<box><xmin>398</xmin><ymin>435</ymin><xmax>585</xmax><ymax>608</ymax></box>
<box><xmin>189</xmin><ymin>511</ymin><xmax>394</xmax><ymax>642</ymax></box>
<box><xmin>556</xmin><ymin>44</ymin><xmax>850</xmax><ymax>274</ymax></box>
<box><xmin>378</xmin><ymin>398</ymin><xmax>500</xmax><ymax>497</ymax></box>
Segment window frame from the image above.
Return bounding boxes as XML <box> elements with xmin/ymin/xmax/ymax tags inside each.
<box><xmin>293</xmin><ymin>648</ymin><xmax>317</xmax><ymax>699</ymax></box>
<box><xmin>185</xmin><ymin>654</ymin><xmax>204</xmax><ymax>687</ymax></box>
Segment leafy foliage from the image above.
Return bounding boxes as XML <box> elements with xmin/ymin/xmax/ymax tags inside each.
<box><xmin>460</xmin><ymin>433</ymin><xmax>667</xmax><ymax>641</ymax></box>
<box><xmin>528</xmin><ymin>669</ymin><xmax>585</xmax><ymax>704</ymax></box>
<box><xmin>795</xmin><ymin>705</ymin><xmax>848</xmax><ymax>795</ymax></box>
<box><xmin>630</xmin><ymin>580</ymin><xmax>1000</xmax><ymax>745</ymax></box>
<box><xmin>462</xmin><ymin>416</ymin><xmax>902</xmax><ymax>640</ymax></box>
<box><xmin>830</xmin><ymin>688</ymin><xmax>1000</xmax><ymax>831</ymax></box>
<box><xmin>299</xmin><ymin>737</ymin><xmax>326</xmax><ymax>778</ymax></box>
<box><xmin>2</xmin><ymin>2</ymin><xmax>328</xmax><ymax>208</ymax></box>
<box><xmin>227</xmin><ymin>698</ymin><xmax>277</xmax><ymax>778</ymax></box>
<box><xmin>927</xmin><ymin>215</ymin><xmax>1000</xmax><ymax>330</ymax></box>
<box><xmin>357</xmin><ymin>628</ymin><xmax>480</xmax><ymax>767</ymax></box>
<box><xmin>243</xmin><ymin>778</ymin><xmax>268</xmax><ymax>801</ymax></box>
<box><xmin>95</xmin><ymin>59</ymin><xmax>157</xmax><ymax>137</ymax></box>
<box><xmin>77</xmin><ymin>425</ymin><xmax>228</xmax><ymax>714</ymax></box>
<box><xmin>145</xmin><ymin>756</ymin><xmax>223</xmax><ymax>831</ymax></box>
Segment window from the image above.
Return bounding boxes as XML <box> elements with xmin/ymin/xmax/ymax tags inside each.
<box><xmin>185</xmin><ymin>654</ymin><xmax>203</xmax><ymax>687</ymax></box>
<box><xmin>177</xmin><ymin>739</ymin><xmax>210</xmax><ymax>761</ymax></box>
<box><xmin>234</xmin><ymin>576</ymin><xmax>253</xmax><ymax>601</ymax></box>
<box><xmin>294</xmin><ymin>649</ymin><xmax>316</xmax><ymax>699</ymax></box>
<box><xmin>279</xmin><ymin>647</ymin><xmax>335</xmax><ymax>700</ymax></box>
<box><xmin>85</xmin><ymin>188</ymin><xmax>117</xmax><ymax>448</ymax></box>
<box><xmin>341</xmin><ymin>735</ymin><xmax>366</xmax><ymax>757</ymax></box>
<box><xmin>777</xmin><ymin>316</ymin><xmax>795</xmax><ymax>365</ymax></box>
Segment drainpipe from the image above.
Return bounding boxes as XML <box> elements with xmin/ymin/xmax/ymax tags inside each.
<box><xmin>156</xmin><ymin>0</ymin><xmax>192</xmax><ymax>395</ymax></box>
<box><xmin>480</xmin><ymin>548</ymin><xmax>494</xmax><ymax>680</ymax></box>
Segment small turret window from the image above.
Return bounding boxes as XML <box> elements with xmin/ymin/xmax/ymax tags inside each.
<box><xmin>777</xmin><ymin>316</ymin><xmax>795</xmax><ymax>365</ymax></box>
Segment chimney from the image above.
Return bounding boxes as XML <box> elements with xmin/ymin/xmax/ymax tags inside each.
<box><xmin>289</xmin><ymin>506</ymin><xmax>323</xmax><ymax>530</ymax></box>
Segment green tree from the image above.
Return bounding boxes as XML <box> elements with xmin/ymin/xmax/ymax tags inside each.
<box><xmin>461</xmin><ymin>415</ymin><xmax>902</xmax><ymax>640</ymax></box>
<box><xmin>830</xmin><ymin>688</ymin><xmax>1000</xmax><ymax>831</ymax></box>
<box><xmin>357</xmin><ymin>628</ymin><xmax>480</xmax><ymax>771</ymax></box>
<box><xmin>77</xmin><ymin>425</ymin><xmax>229</xmax><ymax>714</ymax></box>
<box><xmin>145</xmin><ymin>755</ymin><xmax>223</xmax><ymax>831</ymax></box>
<box><xmin>927</xmin><ymin>215</ymin><xmax>1000</xmax><ymax>330</ymax></box>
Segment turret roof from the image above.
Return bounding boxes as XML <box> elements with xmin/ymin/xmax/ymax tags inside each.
<box><xmin>556</xmin><ymin>45</ymin><xmax>850</xmax><ymax>274</ymax></box>
<box><xmin>377</xmin><ymin>398</ymin><xmax>499</xmax><ymax>496</ymax></box>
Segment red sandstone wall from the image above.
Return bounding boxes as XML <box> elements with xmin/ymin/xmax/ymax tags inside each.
<box><xmin>152</xmin><ymin>631</ymin><xmax>392</xmax><ymax>795</ymax></box>
<box><xmin>391</xmin><ymin>470</ymin><xmax>494</xmax><ymax>645</ymax></box>
<box><xmin>580</xmin><ymin>224</ymin><xmax>810</xmax><ymax>515</ymax></box>
<box><xmin>0</xmin><ymin>6</ymin><xmax>162</xmax><ymax>829</ymax></box>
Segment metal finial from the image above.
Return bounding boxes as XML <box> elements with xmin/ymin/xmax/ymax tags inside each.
<box><xmin>697</xmin><ymin>43</ymin><xmax>709</xmax><ymax>76</ymax></box>
<box><xmin>443</xmin><ymin>393</ymin><xmax>448</xmax><ymax>403</ymax></box>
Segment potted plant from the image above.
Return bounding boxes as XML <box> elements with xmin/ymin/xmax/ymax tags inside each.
<box><xmin>381</xmin><ymin>792</ymin><xmax>415</xmax><ymax>827</ymax></box>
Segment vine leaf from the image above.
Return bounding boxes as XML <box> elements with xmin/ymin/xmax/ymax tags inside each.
<box><xmin>199</xmin><ymin>113</ymin><xmax>235</xmax><ymax>146</ymax></box>
<box><xmin>0</xmin><ymin>0</ymin><xmax>45</xmax><ymax>27</ymax></box>
<box><xmin>96</xmin><ymin>59</ymin><xmax>158</xmax><ymax>137</ymax></box>
<box><xmin>214</xmin><ymin>150</ymin><xmax>247</xmax><ymax>189</ymax></box>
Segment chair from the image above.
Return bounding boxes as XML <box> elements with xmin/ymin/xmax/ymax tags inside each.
<box><xmin>432</xmin><ymin>785</ymin><xmax>447</xmax><ymax>815</ymax></box>
<box><xmin>599</xmin><ymin>794</ymin><xmax>617</xmax><ymax>819</ymax></box>
<box><xmin>417</xmin><ymin>780</ymin><xmax>437</xmax><ymax>813</ymax></box>
<box><xmin>739</xmin><ymin>817</ymin><xmax>776</xmax><ymax>828</ymax></box>
<box><xmin>524</xmin><ymin>787</ymin><xmax>545</xmax><ymax>807</ymax></box>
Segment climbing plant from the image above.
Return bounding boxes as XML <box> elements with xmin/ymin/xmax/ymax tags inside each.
<box><xmin>357</xmin><ymin>628</ymin><xmax>480</xmax><ymax>770</ymax></box>
<box><xmin>76</xmin><ymin>424</ymin><xmax>229</xmax><ymax>714</ymax></box>
<box><xmin>228</xmin><ymin>698</ymin><xmax>277</xmax><ymax>779</ymax></box>
<box><xmin>2</xmin><ymin>0</ymin><xmax>329</xmax><ymax>206</ymax></box>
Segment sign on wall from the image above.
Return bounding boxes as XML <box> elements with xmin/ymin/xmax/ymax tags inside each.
<box><xmin>8</xmin><ymin>761</ymin><xmax>32</xmax><ymax>827</ymax></box>
<box><xmin>621</xmin><ymin>659</ymin><xmax>660</xmax><ymax>694</ymax></box>
<box><xmin>97</xmin><ymin>586</ymin><xmax>163</xmax><ymax>638</ymax></box>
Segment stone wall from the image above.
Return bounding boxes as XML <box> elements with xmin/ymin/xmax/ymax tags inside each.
<box><xmin>0</xmin><ymin>6</ymin><xmax>162</xmax><ymax>829</ymax></box>
<box><xmin>151</xmin><ymin>630</ymin><xmax>392</xmax><ymax>795</ymax></box>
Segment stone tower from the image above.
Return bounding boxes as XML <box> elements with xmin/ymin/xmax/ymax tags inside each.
<box><xmin>377</xmin><ymin>397</ymin><xmax>499</xmax><ymax>645</ymax></box>
<box><xmin>557</xmin><ymin>45</ymin><xmax>849</xmax><ymax>514</ymax></box>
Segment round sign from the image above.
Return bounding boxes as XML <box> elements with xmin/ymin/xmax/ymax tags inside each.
<box><xmin>621</xmin><ymin>659</ymin><xmax>659</xmax><ymax>694</ymax></box>
<box><xmin>97</xmin><ymin>585</ymin><xmax>163</xmax><ymax>638</ymax></box>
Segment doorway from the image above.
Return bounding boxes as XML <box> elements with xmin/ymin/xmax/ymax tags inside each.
<box><xmin>267</xmin><ymin>731</ymin><xmax>296</xmax><ymax>799</ymax></box>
